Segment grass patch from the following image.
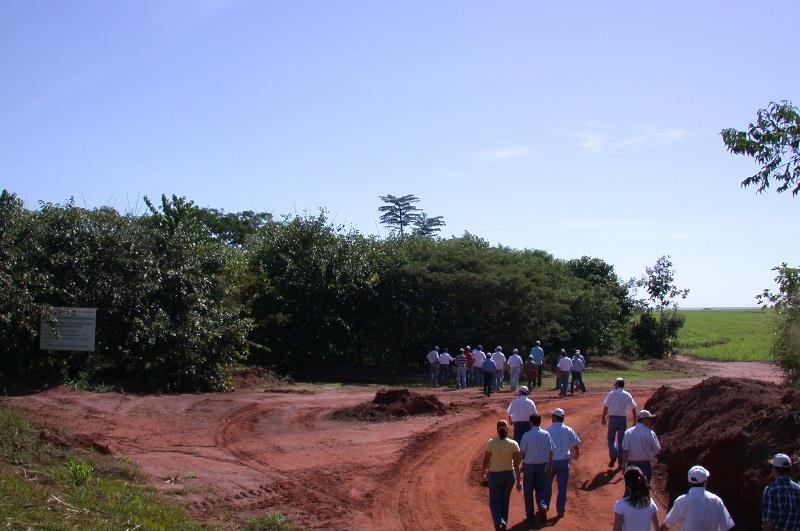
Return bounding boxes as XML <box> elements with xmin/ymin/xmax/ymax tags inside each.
<box><xmin>0</xmin><ymin>406</ymin><xmax>200</xmax><ymax>530</ymax></box>
<box><xmin>678</xmin><ymin>308</ymin><xmax>775</xmax><ymax>361</ymax></box>
<box><xmin>245</xmin><ymin>513</ymin><xmax>297</xmax><ymax>530</ymax></box>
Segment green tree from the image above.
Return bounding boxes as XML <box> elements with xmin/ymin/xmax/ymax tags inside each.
<box><xmin>757</xmin><ymin>264</ymin><xmax>800</xmax><ymax>385</ymax></box>
<box><xmin>412</xmin><ymin>213</ymin><xmax>446</xmax><ymax>237</ymax></box>
<box><xmin>721</xmin><ymin>100</ymin><xmax>800</xmax><ymax>196</ymax></box>
<box><xmin>378</xmin><ymin>194</ymin><xmax>420</xmax><ymax>236</ymax></box>
<box><xmin>632</xmin><ymin>255</ymin><xmax>689</xmax><ymax>358</ymax></box>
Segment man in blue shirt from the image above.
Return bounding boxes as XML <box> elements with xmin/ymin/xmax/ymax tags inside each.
<box><xmin>529</xmin><ymin>341</ymin><xmax>544</xmax><ymax>388</ymax></box>
<box><xmin>518</xmin><ymin>413</ymin><xmax>554</xmax><ymax>525</ymax></box>
<box><xmin>545</xmin><ymin>408</ymin><xmax>581</xmax><ymax>519</ymax></box>
<box><xmin>763</xmin><ymin>453</ymin><xmax>800</xmax><ymax>531</ymax></box>
<box><xmin>481</xmin><ymin>356</ymin><xmax>497</xmax><ymax>397</ymax></box>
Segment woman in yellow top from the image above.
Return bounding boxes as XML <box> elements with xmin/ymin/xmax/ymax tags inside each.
<box><xmin>481</xmin><ymin>420</ymin><xmax>522</xmax><ymax>531</ymax></box>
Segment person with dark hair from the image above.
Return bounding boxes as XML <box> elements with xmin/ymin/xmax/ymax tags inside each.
<box><xmin>519</xmin><ymin>413</ymin><xmax>554</xmax><ymax>525</ymax></box>
<box><xmin>762</xmin><ymin>453</ymin><xmax>800</xmax><ymax>531</ymax></box>
<box><xmin>522</xmin><ymin>355</ymin><xmax>537</xmax><ymax>391</ymax></box>
<box><xmin>602</xmin><ymin>377</ymin><xmax>638</xmax><ymax>468</ymax></box>
<box><xmin>481</xmin><ymin>420</ymin><xmax>521</xmax><ymax>531</ymax></box>
<box><xmin>613</xmin><ymin>466</ymin><xmax>659</xmax><ymax>531</ymax></box>
<box><xmin>662</xmin><ymin>465</ymin><xmax>734</xmax><ymax>530</ymax></box>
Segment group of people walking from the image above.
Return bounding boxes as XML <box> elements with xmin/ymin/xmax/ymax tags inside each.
<box><xmin>481</xmin><ymin>377</ymin><xmax>800</xmax><ymax>530</ymax></box>
<box><xmin>426</xmin><ymin>343</ymin><xmax>587</xmax><ymax>397</ymax></box>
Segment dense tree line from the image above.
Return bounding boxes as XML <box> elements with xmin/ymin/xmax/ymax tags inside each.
<box><xmin>2</xmin><ymin>190</ymin><xmax>663</xmax><ymax>390</ymax></box>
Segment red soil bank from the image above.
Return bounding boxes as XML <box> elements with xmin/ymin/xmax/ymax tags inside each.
<box><xmin>645</xmin><ymin>377</ymin><xmax>800</xmax><ymax>531</ymax></box>
<box><xmin>333</xmin><ymin>388</ymin><xmax>448</xmax><ymax>421</ymax></box>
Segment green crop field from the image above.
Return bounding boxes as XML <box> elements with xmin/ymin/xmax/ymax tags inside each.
<box><xmin>677</xmin><ymin>308</ymin><xmax>776</xmax><ymax>361</ymax></box>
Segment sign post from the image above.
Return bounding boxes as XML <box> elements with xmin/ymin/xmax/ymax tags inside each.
<box><xmin>39</xmin><ymin>307</ymin><xmax>97</xmax><ymax>352</ymax></box>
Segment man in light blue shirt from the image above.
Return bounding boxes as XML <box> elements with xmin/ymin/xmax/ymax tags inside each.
<box><xmin>518</xmin><ymin>413</ymin><xmax>555</xmax><ymax>525</ymax></box>
<box><xmin>545</xmin><ymin>408</ymin><xmax>581</xmax><ymax>518</ymax></box>
<box><xmin>569</xmin><ymin>349</ymin><xmax>586</xmax><ymax>394</ymax></box>
<box><xmin>529</xmin><ymin>341</ymin><xmax>544</xmax><ymax>388</ymax></box>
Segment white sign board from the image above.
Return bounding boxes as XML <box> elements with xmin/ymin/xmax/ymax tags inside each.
<box><xmin>40</xmin><ymin>307</ymin><xmax>97</xmax><ymax>352</ymax></box>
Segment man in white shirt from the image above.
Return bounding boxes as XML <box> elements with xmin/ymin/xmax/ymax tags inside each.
<box><xmin>518</xmin><ymin>413</ymin><xmax>554</xmax><ymax>525</ymax></box>
<box><xmin>569</xmin><ymin>350</ymin><xmax>586</xmax><ymax>394</ymax></box>
<box><xmin>556</xmin><ymin>351</ymin><xmax>572</xmax><ymax>398</ymax></box>
<box><xmin>491</xmin><ymin>347</ymin><xmax>507</xmax><ymax>391</ymax></box>
<box><xmin>545</xmin><ymin>408</ymin><xmax>581</xmax><ymax>518</ymax></box>
<box><xmin>507</xmin><ymin>349</ymin><xmax>524</xmax><ymax>391</ymax></box>
<box><xmin>471</xmin><ymin>345</ymin><xmax>485</xmax><ymax>387</ymax></box>
<box><xmin>601</xmin><ymin>377</ymin><xmax>637</xmax><ymax>468</ymax></box>
<box><xmin>507</xmin><ymin>386</ymin><xmax>537</xmax><ymax>443</ymax></box>
<box><xmin>437</xmin><ymin>347</ymin><xmax>453</xmax><ymax>387</ymax></box>
<box><xmin>621</xmin><ymin>409</ymin><xmax>661</xmax><ymax>481</ymax></box>
<box><xmin>426</xmin><ymin>346</ymin><xmax>440</xmax><ymax>386</ymax></box>
<box><xmin>662</xmin><ymin>465</ymin><xmax>734</xmax><ymax>531</ymax></box>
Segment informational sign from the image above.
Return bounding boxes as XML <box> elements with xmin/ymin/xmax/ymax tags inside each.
<box><xmin>39</xmin><ymin>306</ymin><xmax>97</xmax><ymax>352</ymax></box>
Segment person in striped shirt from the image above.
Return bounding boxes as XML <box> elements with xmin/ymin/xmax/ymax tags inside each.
<box><xmin>454</xmin><ymin>348</ymin><xmax>468</xmax><ymax>389</ymax></box>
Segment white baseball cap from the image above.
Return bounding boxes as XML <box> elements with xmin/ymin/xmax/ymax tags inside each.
<box><xmin>688</xmin><ymin>465</ymin><xmax>710</xmax><ymax>484</ymax></box>
<box><xmin>638</xmin><ymin>410</ymin><xmax>656</xmax><ymax>419</ymax></box>
<box><xmin>519</xmin><ymin>386</ymin><xmax>529</xmax><ymax>395</ymax></box>
<box><xmin>552</xmin><ymin>408</ymin><xmax>565</xmax><ymax>417</ymax></box>
<box><xmin>770</xmin><ymin>453</ymin><xmax>793</xmax><ymax>469</ymax></box>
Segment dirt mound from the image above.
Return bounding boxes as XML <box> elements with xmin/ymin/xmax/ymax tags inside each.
<box><xmin>39</xmin><ymin>430</ymin><xmax>112</xmax><ymax>454</ymax></box>
<box><xmin>589</xmin><ymin>357</ymin><xmax>629</xmax><ymax>370</ymax></box>
<box><xmin>645</xmin><ymin>377</ymin><xmax>800</xmax><ymax>530</ymax></box>
<box><xmin>332</xmin><ymin>388</ymin><xmax>448</xmax><ymax>421</ymax></box>
<box><xmin>225</xmin><ymin>366</ymin><xmax>287</xmax><ymax>390</ymax></box>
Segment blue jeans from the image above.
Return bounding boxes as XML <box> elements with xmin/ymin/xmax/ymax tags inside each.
<box><xmin>557</xmin><ymin>371</ymin><xmax>569</xmax><ymax>396</ymax></box>
<box><xmin>545</xmin><ymin>459</ymin><xmax>570</xmax><ymax>515</ymax></box>
<box><xmin>488</xmin><ymin>470</ymin><xmax>516</xmax><ymax>527</ymax></box>
<box><xmin>569</xmin><ymin>370</ymin><xmax>585</xmax><ymax>393</ymax></box>
<box><xmin>523</xmin><ymin>463</ymin><xmax>548</xmax><ymax>519</ymax></box>
<box><xmin>509</xmin><ymin>367</ymin><xmax>520</xmax><ymax>389</ymax></box>
<box><xmin>428</xmin><ymin>363</ymin><xmax>438</xmax><ymax>386</ymax></box>
<box><xmin>456</xmin><ymin>366</ymin><xmax>467</xmax><ymax>388</ymax></box>
<box><xmin>438</xmin><ymin>365</ymin><xmax>449</xmax><ymax>386</ymax></box>
<box><xmin>607</xmin><ymin>416</ymin><xmax>627</xmax><ymax>461</ymax></box>
<box><xmin>494</xmin><ymin>370</ymin><xmax>504</xmax><ymax>390</ymax></box>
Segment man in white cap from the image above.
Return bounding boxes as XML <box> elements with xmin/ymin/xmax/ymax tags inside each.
<box><xmin>601</xmin><ymin>377</ymin><xmax>637</xmax><ymax>468</ymax></box>
<box><xmin>518</xmin><ymin>413</ymin><xmax>555</xmax><ymax>525</ymax></box>
<box><xmin>621</xmin><ymin>409</ymin><xmax>661</xmax><ymax>482</ymax></box>
<box><xmin>762</xmin><ymin>453</ymin><xmax>800</xmax><ymax>531</ymax></box>
<box><xmin>507</xmin><ymin>348</ymin><xmax>523</xmax><ymax>391</ymax></box>
<box><xmin>491</xmin><ymin>346</ymin><xmax>507</xmax><ymax>391</ymax></box>
<box><xmin>545</xmin><ymin>407</ymin><xmax>581</xmax><ymax>519</ymax></box>
<box><xmin>507</xmin><ymin>386</ymin><xmax>537</xmax><ymax>443</ymax></box>
<box><xmin>661</xmin><ymin>465</ymin><xmax>734</xmax><ymax>531</ymax></box>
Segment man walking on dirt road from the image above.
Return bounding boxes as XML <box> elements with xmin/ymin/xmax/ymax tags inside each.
<box><xmin>621</xmin><ymin>410</ymin><xmax>661</xmax><ymax>482</ymax></box>
<box><xmin>438</xmin><ymin>347</ymin><xmax>453</xmax><ymax>386</ymax></box>
<box><xmin>545</xmin><ymin>408</ymin><xmax>581</xmax><ymax>518</ymax></box>
<box><xmin>529</xmin><ymin>341</ymin><xmax>544</xmax><ymax>387</ymax></box>
<box><xmin>762</xmin><ymin>453</ymin><xmax>800</xmax><ymax>531</ymax></box>
<box><xmin>507</xmin><ymin>349</ymin><xmax>523</xmax><ymax>391</ymax></box>
<box><xmin>569</xmin><ymin>350</ymin><xmax>586</xmax><ymax>394</ymax></box>
<box><xmin>472</xmin><ymin>345</ymin><xmax>486</xmax><ymax>387</ymax></box>
<box><xmin>482</xmin><ymin>355</ymin><xmax>497</xmax><ymax>397</ymax></box>
<box><xmin>523</xmin><ymin>355</ymin><xmax>537</xmax><ymax>391</ymax></box>
<box><xmin>455</xmin><ymin>348</ymin><xmax>468</xmax><ymax>389</ymax></box>
<box><xmin>602</xmin><ymin>377</ymin><xmax>637</xmax><ymax>469</ymax></box>
<box><xmin>556</xmin><ymin>351</ymin><xmax>572</xmax><ymax>398</ymax></box>
<box><xmin>507</xmin><ymin>386</ymin><xmax>537</xmax><ymax>443</ymax></box>
<box><xmin>519</xmin><ymin>413</ymin><xmax>554</xmax><ymax>525</ymax></box>
<box><xmin>426</xmin><ymin>346</ymin><xmax>440</xmax><ymax>386</ymax></box>
<box><xmin>661</xmin><ymin>465</ymin><xmax>734</xmax><ymax>531</ymax></box>
<box><xmin>492</xmin><ymin>347</ymin><xmax>507</xmax><ymax>391</ymax></box>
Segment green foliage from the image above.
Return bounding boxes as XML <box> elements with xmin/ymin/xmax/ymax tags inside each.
<box><xmin>721</xmin><ymin>100</ymin><xmax>800</xmax><ymax>196</ymax></box>
<box><xmin>677</xmin><ymin>309</ymin><xmax>774</xmax><ymax>361</ymax></box>
<box><xmin>67</xmin><ymin>459</ymin><xmax>93</xmax><ymax>486</ymax></box>
<box><xmin>378</xmin><ymin>194</ymin><xmax>420</xmax><ymax>236</ymax></box>
<box><xmin>245</xmin><ymin>513</ymin><xmax>297</xmax><ymax>531</ymax></box>
<box><xmin>632</xmin><ymin>255</ymin><xmax>690</xmax><ymax>358</ymax></box>
<box><xmin>412</xmin><ymin>213</ymin><xmax>446</xmax><ymax>237</ymax></box>
<box><xmin>757</xmin><ymin>264</ymin><xmax>800</xmax><ymax>385</ymax></box>
<box><xmin>0</xmin><ymin>406</ymin><xmax>198</xmax><ymax>530</ymax></box>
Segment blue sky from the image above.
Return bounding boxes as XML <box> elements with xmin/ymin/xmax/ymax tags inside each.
<box><xmin>3</xmin><ymin>1</ymin><xmax>798</xmax><ymax>307</ymax></box>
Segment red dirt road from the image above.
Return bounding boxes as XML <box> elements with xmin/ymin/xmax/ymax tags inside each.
<box><xmin>3</xmin><ymin>359</ymin><xmax>781</xmax><ymax>530</ymax></box>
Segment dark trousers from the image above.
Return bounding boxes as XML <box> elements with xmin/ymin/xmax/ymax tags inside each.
<box><xmin>557</xmin><ymin>371</ymin><xmax>570</xmax><ymax>396</ymax></box>
<box><xmin>607</xmin><ymin>416</ymin><xmax>627</xmax><ymax>461</ymax></box>
<box><xmin>483</xmin><ymin>372</ymin><xmax>494</xmax><ymax>396</ymax></box>
<box><xmin>569</xmin><ymin>370</ymin><xmax>585</xmax><ymax>393</ymax></box>
<box><xmin>535</xmin><ymin>364</ymin><xmax>543</xmax><ymax>387</ymax></box>
<box><xmin>513</xmin><ymin>422</ymin><xmax>531</xmax><ymax>444</ymax></box>
<box><xmin>523</xmin><ymin>463</ymin><xmax>548</xmax><ymax>519</ymax></box>
<box><xmin>488</xmin><ymin>470</ymin><xmax>515</xmax><ymax>527</ymax></box>
<box><xmin>438</xmin><ymin>365</ymin><xmax>449</xmax><ymax>385</ymax></box>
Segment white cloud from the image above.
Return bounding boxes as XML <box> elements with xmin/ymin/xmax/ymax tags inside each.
<box><xmin>567</xmin><ymin>126</ymin><xmax>690</xmax><ymax>153</ymax></box>
<box><xmin>477</xmin><ymin>145</ymin><xmax>530</xmax><ymax>161</ymax></box>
